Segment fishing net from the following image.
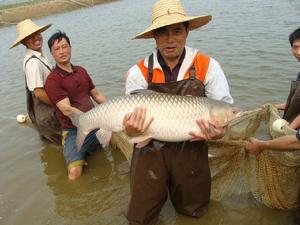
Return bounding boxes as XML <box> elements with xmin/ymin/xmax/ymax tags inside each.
<box><xmin>110</xmin><ymin>103</ymin><xmax>300</xmax><ymax>210</ymax></box>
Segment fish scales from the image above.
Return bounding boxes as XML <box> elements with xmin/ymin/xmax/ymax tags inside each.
<box><xmin>74</xmin><ymin>92</ymin><xmax>239</xmax><ymax>148</ymax></box>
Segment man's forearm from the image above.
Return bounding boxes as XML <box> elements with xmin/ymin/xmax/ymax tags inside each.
<box><xmin>90</xmin><ymin>88</ymin><xmax>107</xmax><ymax>104</ymax></box>
<box><xmin>61</xmin><ymin>105</ymin><xmax>82</xmax><ymax>116</ymax></box>
<box><xmin>275</xmin><ymin>103</ymin><xmax>286</xmax><ymax>110</ymax></box>
<box><xmin>289</xmin><ymin>115</ymin><xmax>300</xmax><ymax>129</ymax></box>
<box><xmin>34</xmin><ymin>88</ymin><xmax>53</xmax><ymax>105</ymax></box>
<box><xmin>56</xmin><ymin>98</ymin><xmax>82</xmax><ymax>117</ymax></box>
<box><xmin>262</xmin><ymin>135</ymin><xmax>300</xmax><ymax>151</ymax></box>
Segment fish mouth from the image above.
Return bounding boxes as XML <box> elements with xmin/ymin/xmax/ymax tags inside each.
<box><xmin>222</xmin><ymin>111</ymin><xmax>244</xmax><ymax>128</ymax></box>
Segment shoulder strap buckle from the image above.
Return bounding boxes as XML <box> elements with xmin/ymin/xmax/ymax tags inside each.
<box><xmin>189</xmin><ymin>64</ymin><xmax>195</xmax><ymax>80</ymax></box>
<box><xmin>148</xmin><ymin>54</ymin><xmax>154</xmax><ymax>82</ymax></box>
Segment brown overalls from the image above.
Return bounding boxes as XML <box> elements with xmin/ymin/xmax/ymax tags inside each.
<box><xmin>25</xmin><ymin>56</ymin><xmax>61</xmax><ymax>145</ymax></box>
<box><xmin>283</xmin><ymin>80</ymin><xmax>300</xmax><ymax>125</ymax></box>
<box><xmin>127</xmin><ymin>55</ymin><xmax>211</xmax><ymax>225</ymax></box>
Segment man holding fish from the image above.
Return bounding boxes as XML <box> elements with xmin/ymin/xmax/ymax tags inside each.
<box><xmin>123</xmin><ymin>0</ymin><xmax>234</xmax><ymax>224</ymax></box>
<box><xmin>45</xmin><ymin>31</ymin><xmax>107</xmax><ymax>180</ymax></box>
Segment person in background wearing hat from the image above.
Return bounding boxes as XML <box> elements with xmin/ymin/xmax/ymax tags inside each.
<box><xmin>123</xmin><ymin>0</ymin><xmax>233</xmax><ymax>224</ymax></box>
<box><xmin>45</xmin><ymin>31</ymin><xmax>108</xmax><ymax>180</ymax></box>
<box><xmin>10</xmin><ymin>19</ymin><xmax>61</xmax><ymax>145</ymax></box>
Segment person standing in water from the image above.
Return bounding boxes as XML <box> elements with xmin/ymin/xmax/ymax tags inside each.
<box><xmin>276</xmin><ymin>28</ymin><xmax>300</xmax><ymax>129</ymax></box>
<box><xmin>123</xmin><ymin>0</ymin><xmax>233</xmax><ymax>224</ymax></box>
<box><xmin>10</xmin><ymin>19</ymin><xmax>61</xmax><ymax>144</ymax></box>
<box><xmin>246</xmin><ymin>27</ymin><xmax>300</xmax><ymax>225</ymax></box>
<box><xmin>45</xmin><ymin>31</ymin><xmax>108</xmax><ymax>180</ymax></box>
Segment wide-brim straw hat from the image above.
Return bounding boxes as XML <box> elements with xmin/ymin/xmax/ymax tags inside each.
<box><xmin>10</xmin><ymin>19</ymin><xmax>52</xmax><ymax>49</ymax></box>
<box><xmin>133</xmin><ymin>0</ymin><xmax>212</xmax><ymax>39</ymax></box>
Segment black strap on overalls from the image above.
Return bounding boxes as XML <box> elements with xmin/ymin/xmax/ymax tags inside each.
<box><xmin>24</xmin><ymin>55</ymin><xmax>52</xmax><ymax>119</ymax></box>
<box><xmin>23</xmin><ymin>55</ymin><xmax>61</xmax><ymax>145</ymax></box>
<box><xmin>25</xmin><ymin>55</ymin><xmax>52</xmax><ymax>73</ymax></box>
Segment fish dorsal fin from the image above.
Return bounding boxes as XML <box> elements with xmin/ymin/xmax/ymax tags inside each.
<box><xmin>129</xmin><ymin>135</ymin><xmax>153</xmax><ymax>148</ymax></box>
<box><xmin>130</xmin><ymin>89</ymin><xmax>155</xmax><ymax>95</ymax></box>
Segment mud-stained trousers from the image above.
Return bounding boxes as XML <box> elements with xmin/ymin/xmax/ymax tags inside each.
<box><xmin>127</xmin><ymin>140</ymin><xmax>211</xmax><ymax>225</ymax></box>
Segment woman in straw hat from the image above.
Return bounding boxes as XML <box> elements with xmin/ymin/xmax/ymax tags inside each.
<box><xmin>123</xmin><ymin>0</ymin><xmax>233</xmax><ymax>224</ymax></box>
<box><xmin>10</xmin><ymin>19</ymin><xmax>61</xmax><ymax>145</ymax></box>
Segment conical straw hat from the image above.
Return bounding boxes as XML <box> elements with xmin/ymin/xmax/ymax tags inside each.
<box><xmin>10</xmin><ymin>19</ymin><xmax>51</xmax><ymax>49</ymax></box>
<box><xmin>133</xmin><ymin>0</ymin><xmax>212</xmax><ymax>39</ymax></box>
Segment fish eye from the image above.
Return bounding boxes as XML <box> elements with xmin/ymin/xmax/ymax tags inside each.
<box><xmin>232</xmin><ymin>107</ymin><xmax>242</xmax><ymax>114</ymax></box>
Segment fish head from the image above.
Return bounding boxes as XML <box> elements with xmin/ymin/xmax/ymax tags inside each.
<box><xmin>210</xmin><ymin>102</ymin><xmax>243</xmax><ymax>126</ymax></box>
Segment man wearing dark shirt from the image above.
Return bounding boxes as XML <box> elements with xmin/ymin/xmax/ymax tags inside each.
<box><xmin>246</xmin><ymin>27</ymin><xmax>300</xmax><ymax>225</ymax></box>
<box><xmin>276</xmin><ymin>28</ymin><xmax>300</xmax><ymax>129</ymax></box>
<box><xmin>45</xmin><ymin>31</ymin><xmax>107</xmax><ymax>180</ymax></box>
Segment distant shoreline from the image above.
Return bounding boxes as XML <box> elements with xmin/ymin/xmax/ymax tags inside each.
<box><xmin>0</xmin><ymin>0</ymin><xmax>117</xmax><ymax>27</ymax></box>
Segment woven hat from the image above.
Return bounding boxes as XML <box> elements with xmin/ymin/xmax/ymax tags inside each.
<box><xmin>133</xmin><ymin>0</ymin><xmax>212</xmax><ymax>39</ymax></box>
<box><xmin>10</xmin><ymin>19</ymin><xmax>52</xmax><ymax>49</ymax></box>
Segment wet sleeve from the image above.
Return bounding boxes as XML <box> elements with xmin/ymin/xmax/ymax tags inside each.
<box><xmin>80</xmin><ymin>67</ymin><xmax>95</xmax><ymax>91</ymax></box>
<box><xmin>87</xmin><ymin>74</ymin><xmax>95</xmax><ymax>91</ymax></box>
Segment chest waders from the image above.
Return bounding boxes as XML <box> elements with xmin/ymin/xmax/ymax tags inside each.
<box><xmin>127</xmin><ymin>54</ymin><xmax>211</xmax><ymax>225</ymax></box>
<box><xmin>25</xmin><ymin>56</ymin><xmax>61</xmax><ymax>145</ymax></box>
<box><xmin>283</xmin><ymin>80</ymin><xmax>300</xmax><ymax>126</ymax></box>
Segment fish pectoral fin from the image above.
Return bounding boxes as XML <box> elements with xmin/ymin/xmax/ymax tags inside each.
<box><xmin>129</xmin><ymin>89</ymin><xmax>154</xmax><ymax>95</ymax></box>
<box><xmin>129</xmin><ymin>135</ymin><xmax>153</xmax><ymax>148</ymax></box>
<box><xmin>95</xmin><ymin>129</ymin><xmax>112</xmax><ymax>148</ymax></box>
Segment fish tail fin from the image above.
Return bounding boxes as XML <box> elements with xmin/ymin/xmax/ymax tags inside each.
<box><xmin>95</xmin><ymin>129</ymin><xmax>112</xmax><ymax>148</ymax></box>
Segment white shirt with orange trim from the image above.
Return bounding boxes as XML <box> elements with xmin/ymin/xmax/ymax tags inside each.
<box><xmin>23</xmin><ymin>48</ymin><xmax>53</xmax><ymax>92</ymax></box>
<box><xmin>125</xmin><ymin>46</ymin><xmax>233</xmax><ymax>104</ymax></box>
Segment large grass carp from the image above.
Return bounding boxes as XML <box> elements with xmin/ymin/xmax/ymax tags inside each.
<box><xmin>70</xmin><ymin>92</ymin><xmax>241</xmax><ymax>149</ymax></box>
